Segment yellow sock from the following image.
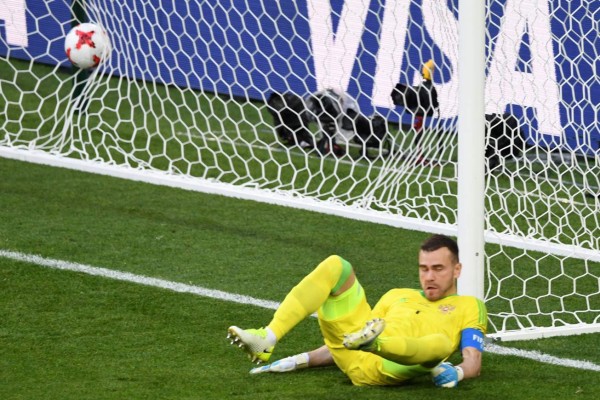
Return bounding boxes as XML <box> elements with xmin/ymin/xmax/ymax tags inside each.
<box><xmin>373</xmin><ymin>333</ymin><xmax>453</xmax><ymax>366</ymax></box>
<box><xmin>267</xmin><ymin>255</ymin><xmax>350</xmax><ymax>339</ymax></box>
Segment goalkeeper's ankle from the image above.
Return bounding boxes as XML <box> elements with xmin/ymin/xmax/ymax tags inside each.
<box><xmin>265</xmin><ymin>327</ymin><xmax>278</xmax><ymax>346</ymax></box>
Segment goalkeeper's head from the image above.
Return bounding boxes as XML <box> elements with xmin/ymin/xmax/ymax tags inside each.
<box><xmin>418</xmin><ymin>235</ymin><xmax>461</xmax><ymax>301</ymax></box>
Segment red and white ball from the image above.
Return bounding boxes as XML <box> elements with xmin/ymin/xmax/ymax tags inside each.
<box><xmin>64</xmin><ymin>23</ymin><xmax>110</xmax><ymax>69</ymax></box>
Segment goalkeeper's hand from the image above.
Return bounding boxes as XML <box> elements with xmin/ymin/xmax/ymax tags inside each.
<box><xmin>431</xmin><ymin>362</ymin><xmax>464</xmax><ymax>388</ymax></box>
<box><xmin>249</xmin><ymin>353</ymin><xmax>309</xmax><ymax>374</ymax></box>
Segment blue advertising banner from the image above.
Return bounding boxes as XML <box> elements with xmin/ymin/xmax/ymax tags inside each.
<box><xmin>1</xmin><ymin>0</ymin><xmax>597</xmax><ymax>154</ymax></box>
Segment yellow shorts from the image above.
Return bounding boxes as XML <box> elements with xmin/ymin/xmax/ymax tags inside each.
<box><xmin>317</xmin><ymin>280</ymin><xmax>430</xmax><ymax>386</ymax></box>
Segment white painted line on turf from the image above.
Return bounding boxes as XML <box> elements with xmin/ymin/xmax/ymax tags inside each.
<box><xmin>2</xmin><ymin>248</ymin><xmax>599</xmax><ymax>373</ymax></box>
<box><xmin>0</xmin><ymin>249</ymin><xmax>280</xmax><ymax>311</ymax></box>
<box><xmin>485</xmin><ymin>343</ymin><xmax>600</xmax><ymax>372</ymax></box>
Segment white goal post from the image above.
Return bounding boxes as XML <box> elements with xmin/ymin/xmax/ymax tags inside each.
<box><xmin>1</xmin><ymin>0</ymin><xmax>598</xmax><ymax>341</ymax></box>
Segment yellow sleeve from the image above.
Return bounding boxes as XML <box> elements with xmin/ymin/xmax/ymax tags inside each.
<box><xmin>461</xmin><ymin>296</ymin><xmax>488</xmax><ymax>334</ymax></box>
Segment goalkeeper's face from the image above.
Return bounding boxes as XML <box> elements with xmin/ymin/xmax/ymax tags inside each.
<box><xmin>418</xmin><ymin>247</ymin><xmax>462</xmax><ymax>301</ymax></box>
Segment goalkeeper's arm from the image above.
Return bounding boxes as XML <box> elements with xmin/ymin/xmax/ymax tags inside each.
<box><xmin>431</xmin><ymin>347</ymin><xmax>482</xmax><ymax>387</ymax></box>
<box><xmin>432</xmin><ymin>327</ymin><xmax>484</xmax><ymax>388</ymax></box>
<box><xmin>458</xmin><ymin>345</ymin><xmax>483</xmax><ymax>379</ymax></box>
<box><xmin>250</xmin><ymin>345</ymin><xmax>335</xmax><ymax>374</ymax></box>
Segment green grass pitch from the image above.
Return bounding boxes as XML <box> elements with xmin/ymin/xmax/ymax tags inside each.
<box><xmin>1</xmin><ymin>57</ymin><xmax>599</xmax><ymax>398</ymax></box>
<box><xmin>0</xmin><ymin>157</ymin><xmax>598</xmax><ymax>399</ymax></box>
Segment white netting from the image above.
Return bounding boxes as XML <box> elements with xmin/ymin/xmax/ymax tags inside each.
<box><xmin>1</xmin><ymin>0</ymin><xmax>598</xmax><ymax>339</ymax></box>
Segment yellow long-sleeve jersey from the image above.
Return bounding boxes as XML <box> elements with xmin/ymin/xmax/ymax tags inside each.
<box><xmin>372</xmin><ymin>288</ymin><xmax>487</xmax><ymax>352</ymax></box>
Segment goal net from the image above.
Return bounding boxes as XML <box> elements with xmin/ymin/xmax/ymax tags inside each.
<box><xmin>1</xmin><ymin>0</ymin><xmax>598</xmax><ymax>340</ymax></box>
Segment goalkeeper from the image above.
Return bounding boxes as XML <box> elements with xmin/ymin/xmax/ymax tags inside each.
<box><xmin>227</xmin><ymin>234</ymin><xmax>487</xmax><ymax>388</ymax></box>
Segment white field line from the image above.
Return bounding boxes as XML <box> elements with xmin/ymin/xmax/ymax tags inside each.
<box><xmin>0</xmin><ymin>249</ymin><xmax>279</xmax><ymax>311</ymax></box>
<box><xmin>2</xmin><ymin>248</ymin><xmax>599</xmax><ymax>373</ymax></box>
<box><xmin>485</xmin><ymin>343</ymin><xmax>600</xmax><ymax>372</ymax></box>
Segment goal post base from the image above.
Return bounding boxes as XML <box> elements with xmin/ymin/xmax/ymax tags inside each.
<box><xmin>489</xmin><ymin>324</ymin><xmax>600</xmax><ymax>342</ymax></box>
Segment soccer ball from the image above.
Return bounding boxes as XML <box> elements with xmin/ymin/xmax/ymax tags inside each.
<box><xmin>64</xmin><ymin>23</ymin><xmax>110</xmax><ymax>69</ymax></box>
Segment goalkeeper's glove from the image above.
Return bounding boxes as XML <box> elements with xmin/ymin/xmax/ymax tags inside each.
<box><xmin>249</xmin><ymin>353</ymin><xmax>309</xmax><ymax>374</ymax></box>
<box><xmin>431</xmin><ymin>362</ymin><xmax>464</xmax><ymax>388</ymax></box>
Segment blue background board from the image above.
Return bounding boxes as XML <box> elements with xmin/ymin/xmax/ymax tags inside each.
<box><xmin>1</xmin><ymin>0</ymin><xmax>597</xmax><ymax>154</ymax></box>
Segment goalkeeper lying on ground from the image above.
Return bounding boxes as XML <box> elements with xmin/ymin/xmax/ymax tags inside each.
<box><xmin>227</xmin><ymin>234</ymin><xmax>487</xmax><ymax>388</ymax></box>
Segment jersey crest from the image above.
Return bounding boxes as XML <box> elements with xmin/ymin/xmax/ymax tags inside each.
<box><xmin>438</xmin><ymin>304</ymin><xmax>456</xmax><ymax>314</ymax></box>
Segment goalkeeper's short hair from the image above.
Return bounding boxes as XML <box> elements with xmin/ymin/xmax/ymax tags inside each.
<box><xmin>420</xmin><ymin>234</ymin><xmax>459</xmax><ymax>263</ymax></box>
